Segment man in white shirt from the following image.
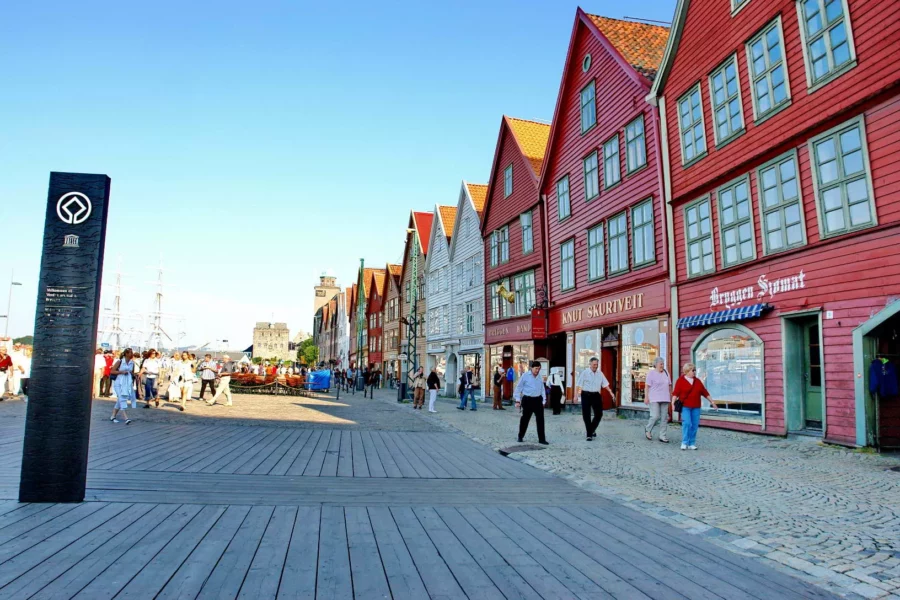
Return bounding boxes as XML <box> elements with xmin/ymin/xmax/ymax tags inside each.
<box><xmin>514</xmin><ymin>360</ymin><xmax>549</xmax><ymax>445</ymax></box>
<box><xmin>575</xmin><ymin>357</ymin><xmax>615</xmax><ymax>441</ymax></box>
<box><xmin>208</xmin><ymin>355</ymin><xmax>234</xmax><ymax>407</ymax></box>
<box><xmin>93</xmin><ymin>348</ymin><xmax>106</xmax><ymax>398</ymax></box>
<box><xmin>198</xmin><ymin>354</ymin><xmax>218</xmax><ymax>401</ymax></box>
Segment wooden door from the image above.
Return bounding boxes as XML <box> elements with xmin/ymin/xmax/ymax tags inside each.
<box><xmin>803</xmin><ymin>321</ymin><xmax>823</xmax><ymax>430</ymax></box>
<box><xmin>601</xmin><ymin>348</ymin><xmax>617</xmax><ymax>410</ymax></box>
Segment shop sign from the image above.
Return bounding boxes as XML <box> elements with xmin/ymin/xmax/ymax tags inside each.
<box><xmin>710</xmin><ymin>270</ymin><xmax>807</xmax><ymax>309</ymax></box>
<box><xmin>548</xmin><ymin>281</ymin><xmax>668</xmax><ymax>334</ymax></box>
<box><xmin>487</xmin><ymin>322</ymin><xmax>531</xmax><ymax>338</ymax></box>
<box><xmin>531</xmin><ymin>308</ymin><xmax>547</xmax><ymax>339</ymax></box>
<box><xmin>560</xmin><ymin>293</ymin><xmax>645</xmax><ymax>325</ymax></box>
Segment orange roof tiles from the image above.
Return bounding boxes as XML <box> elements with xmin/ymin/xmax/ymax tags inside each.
<box><xmin>388</xmin><ymin>264</ymin><xmax>401</xmax><ymax>277</ymax></box>
<box><xmin>370</xmin><ymin>270</ymin><xmax>386</xmax><ymax>301</ymax></box>
<box><xmin>586</xmin><ymin>15</ymin><xmax>670</xmax><ymax>81</ymax></box>
<box><xmin>506</xmin><ymin>117</ymin><xmax>551</xmax><ymax>178</ymax></box>
<box><xmin>466</xmin><ymin>183</ymin><xmax>488</xmax><ymax>216</ymax></box>
<box><xmin>438</xmin><ymin>205</ymin><xmax>457</xmax><ymax>239</ymax></box>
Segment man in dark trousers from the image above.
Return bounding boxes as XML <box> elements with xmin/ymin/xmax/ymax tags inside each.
<box><xmin>576</xmin><ymin>356</ymin><xmax>616</xmax><ymax>441</ymax></box>
<box><xmin>514</xmin><ymin>361</ymin><xmax>549</xmax><ymax>445</ymax></box>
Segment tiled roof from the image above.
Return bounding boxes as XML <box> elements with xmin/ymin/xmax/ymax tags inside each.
<box><xmin>586</xmin><ymin>15</ymin><xmax>670</xmax><ymax>81</ymax></box>
<box><xmin>466</xmin><ymin>183</ymin><xmax>488</xmax><ymax>217</ymax></box>
<box><xmin>361</xmin><ymin>268</ymin><xmax>383</xmax><ymax>296</ymax></box>
<box><xmin>369</xmin><ymin>269</ymin><xmax>386</xmax><ymax>301</ymax></box>
<box><xmin>438</xmin><ymin>205</ymin><xmax>457</xmax><ymax>239</ymax></box>
<box><xmin>506</xmin><ymin>117</ymin><xmax>551</xmax><ymax>178</ymax></box>
<box><xmin>388</xmin><ymin>264</ymin><xmax>401</xmax><ymax>277</ymax></box>
<box><xmin>412</xmin><ymin>211</ymin><xmax>434</xmax><ymax>255</ymax></box>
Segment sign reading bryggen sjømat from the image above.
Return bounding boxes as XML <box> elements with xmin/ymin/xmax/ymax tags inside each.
<box><xmin>709</xmin><ymin>270</ymin><xmax>807</xmax><ymax>309</ymax></box>
<box><xmin>20</xmin><ymin>173</ymin><xmax>111</xmax><ymax>503</ymax></box>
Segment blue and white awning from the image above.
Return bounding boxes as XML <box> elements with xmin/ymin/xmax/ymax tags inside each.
<box><xmin>676</xmin><ymin>303</ymin><xmax>771</xmax><ymax>329</ymax></box>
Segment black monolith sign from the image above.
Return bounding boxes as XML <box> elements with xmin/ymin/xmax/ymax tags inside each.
<box><xmin>19</xmin><ymin>172</ymin><xmax>111</xmax><ymax>503</ymax></box>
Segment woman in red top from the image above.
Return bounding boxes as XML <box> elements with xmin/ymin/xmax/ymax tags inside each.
<box><xmin>671</xmin><ymin>363</ymin><xmax>718</xmax><ymax>451</ymax></box>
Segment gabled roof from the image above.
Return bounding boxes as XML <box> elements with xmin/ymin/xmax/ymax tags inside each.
<box><xmin>647</xmin><ymin>0</ymin><xmax>690</xmax><ymax>103</ymax></box>
<box><xmin>382</xmin><ymin>263</ymin><xmax>399</xmax><ymax>296</ymax></box>
<box><xmin>465</xmin><ymin>183</ymin><xmax>488</xmax><ymax>217</ymax></box>
<box><xmin>506</xmin><ymin>117</ymin><xmax>551</xmax><ymax>178</ymax></box>
<box><xmin>412</xmin><ymin>211</ymin><xmax>434</xmax><ymax>255</ymax></box>
<box><xmin>438</xmin><ymin>206</ymin><xmax>457</xmax><ymax>239</ymax></box>
<box><xmin>586</xmin><ymin>14</ymin><xmax>670</xmax><ymax>82</ymax></box>
<box><xmin>369</xmin><ymin>269</ymin><xmax>386</xmax><ymax>300</ymax></box>
<box><xmin>539</xmin><ymin>10</ymin><xmax>669</xmax><ymax>194</ymax></box>
<box><xmin>388</xmin><ymin>264</ymin><xmax>401</xmax><ymax>278</ymax></box>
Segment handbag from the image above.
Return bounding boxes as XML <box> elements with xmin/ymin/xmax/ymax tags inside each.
<box><xmin>674</xmin><ymin>376</ymin><xmax>697</xmax><ymax>413</ymax></box>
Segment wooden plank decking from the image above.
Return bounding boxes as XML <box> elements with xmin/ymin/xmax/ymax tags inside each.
<box><xmin>0</xmin><ymin>404</ymin><xmax>838</xmax><ymax>599</ymax></box>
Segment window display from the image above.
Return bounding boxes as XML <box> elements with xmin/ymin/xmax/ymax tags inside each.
<box><xmin>574</xmin><ymin>329</ymin><xmax>601</xmax><ymax>389</ymax></box>
<box><xmin>693</xmin><ymin>327</ymin><xmax>763</xmax><ymax>417</ymax></box>
<box><xmin>621</xmin><ymin>320</ymin><xmax>660</xmax><ymax>406</ymax></box>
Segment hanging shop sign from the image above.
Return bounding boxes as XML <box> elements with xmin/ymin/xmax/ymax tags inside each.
<box><xmin>531</xmin><ymin>308</ymin><xmax>547</xmax><ymax>339</ymax></box>
<box><xmin>709</xmin><ymin>270</ymin><xmax>807</xmax><ymax>309</ymax></box>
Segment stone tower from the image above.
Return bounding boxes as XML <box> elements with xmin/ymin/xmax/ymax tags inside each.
<box><xmin>314</xmin><ymin>271</ymin><xmax>340</xmax><ymax>314</ymax></box>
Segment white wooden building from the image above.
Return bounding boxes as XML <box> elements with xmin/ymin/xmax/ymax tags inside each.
<box><xmin>424</xmin><ymin>204</ymin><xmax>456</xmax><ymax>388</ymax></box>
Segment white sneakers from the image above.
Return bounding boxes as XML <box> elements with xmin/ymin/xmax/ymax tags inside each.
<box><xmin>680</xmin><ymin>443</ymin><xmax>699</xmax><ymax>450</ymax></box>
<box><xmin>680</xmin><ymin>444</ymin><xmax>687</xmax><ymax>450</ymax></box>
<box><xmin>689</xmin><ymin>445</ymin><xmax>698</xmax><ymax>450</ymax></box>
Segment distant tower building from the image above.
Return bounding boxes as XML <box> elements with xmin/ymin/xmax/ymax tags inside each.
<box><xmin>314</xmin><ymin>271</ymin><xmax>341</xmax><ymax>314</ymax></box>
<box><xmin>252</xmin><ymin>322</ymin><xmax>291</xmax><ymax>361</ymax></box>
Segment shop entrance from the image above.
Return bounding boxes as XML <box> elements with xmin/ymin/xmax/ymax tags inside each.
<box><xmin>784</xmin><ymin>313</ymin><xmax>824</xmax><ymax>433</ymax></box>
<box><xmin>863</xmin><ymin>310</ymin><xmax>900</xmax><ymax>449</ymax></box>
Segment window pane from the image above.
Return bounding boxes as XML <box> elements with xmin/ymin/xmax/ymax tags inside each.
<box><xmin>694</xmin><ymin>328</ymin><xmax>762</xmax><ymax>417</ymax></box>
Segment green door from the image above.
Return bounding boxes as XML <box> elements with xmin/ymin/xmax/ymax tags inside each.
<box><xmin>804</xmin><ymin>321</ymin><xmax>823</xmax><ymax>429</ymax></box>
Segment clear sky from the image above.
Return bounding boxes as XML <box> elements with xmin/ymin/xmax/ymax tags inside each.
<box><xmin>1</xmin><ymin>0</ymin><xmax>675</xmax><ymax>349</ymax></box>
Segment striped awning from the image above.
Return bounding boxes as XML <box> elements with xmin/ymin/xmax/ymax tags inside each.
<box><xmin>676</xmin><ymin>303</ymin><xmax>771</xmax><ymax>329</ymax></box>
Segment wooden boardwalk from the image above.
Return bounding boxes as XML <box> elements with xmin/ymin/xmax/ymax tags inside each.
<box><xmin>0</xmin><ymin>408</ymin><xmax>838</xmax><ymax>599</ymax></box>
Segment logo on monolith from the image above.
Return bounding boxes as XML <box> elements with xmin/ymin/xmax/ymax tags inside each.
<box><xmin>56</xmin><ymin>192</ymin><xmax>92</xmax><ymax>225</ymax></box>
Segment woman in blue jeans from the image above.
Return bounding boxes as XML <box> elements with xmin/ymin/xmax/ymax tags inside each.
<box><xmin>671</xmin><ymin>363</ymin><xmax>718</xmax><ymax>450</ymax></box>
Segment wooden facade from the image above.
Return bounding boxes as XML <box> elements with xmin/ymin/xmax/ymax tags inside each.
<box><xmin>365</xmin><ymin>269</ymin><xmax>386</xmax><ymax>370</ymax></box>
<box><xmin>400</xmin><ymin>211</ymin><xmax>433</xmax><ymax>380</ymax></box>
<box><xmin>382</xmin><ymin>264</ymin><xmax>402</xmax><ymax>379</ymax></box>
<box><xmin>423</xmin><ymin>204</ymin><xmax>456</xmax><ymax>381</ymax></box>
<box><xmin>540</xmin><ymin>11</ymin><xmax>671</xmax><ymax>405</ymax></box>
<box><xmin>481</xmin><ymin>116</ymin><xmax>551</xmax><ymax>381</ymax></box>
<box><xmin>650</xmin><ymin>0</ymin><xmax>900</xmax><ymax>446</ymax></box>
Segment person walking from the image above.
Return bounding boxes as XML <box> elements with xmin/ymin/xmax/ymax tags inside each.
<box><xmin>492</xmin><ymin>366</ymin><xmax>505</xmax><ymax>410</ymax></box>
<box><xmin>101</xmin><ymin>350</ymin><xmax>114</xmax><ymax>397</ymax></box>
<box><xmin>0</xmin><ymin>346</ymin><xmax>13</xmax><ymax>400</ymax></box>
<box><xmin>141</xmin><ymin>349</ymin><xmax>161</xmax><ymax>408</ymax></box>
<box><xmin>457</xmin><ymin>366</ymin><xmax>476</xmax><ymax>411</ymax></box>
<box><xmin>208</xmin><ymin>354</ymin><xmax>234</xmax><ymax>406</ymax></box>
<box><xmin>548</xmin><ymin>367</ymin><xmax>565</xmax><ymax>415</ymax></box>
<box><xmin>426</xmin><ymin>367</ymin><xmax>440</xmax><ymax>413</ymax></box>
<box><xmin>515</xmin><ymin>361</ymin><xmax>549</xmax><ymax>444</ymax></box>
<box><xmin>575</xmin><ymin>357</ymin><xmax>615</xmax><ymax>441</ymax></box>
<box><xmin>365</xmin><ymin>364</ymin><xmax>376</xmax><ymax>398</ymax></box>
<box><xmin>412</xmin><ymin>367</ymin><xmax>426</xmax><ymax>409</ymax></box>
<box><xmin>349</xmin><ymin>366</ymin><xmax>357</xmax><ymax>394</ymax></box>
<box><xmin>644</xmin><ymin>358</ymin><xmax>672</xmax><ymax>443</ymax></box>
<box><xmin>110</xmin><ymin>348</ymin><xmax>135</xmax><ymax>424</ymax></box>
<box><xmin>198</xmin><ymin>354</ymin><xmax>218</xmax><ymax>401</ymax></box>
<box><xmin>18</xmin><ymin>347</ymin><xmax>31</xmax><ymax>402</ymax></box>
<box><xmin>93</xmin><ymin>348</ymin><xmax>106</xmax><ymax>398</ymax></box>
<box><xmin>178</xmin><ymin>351</ymin><xmax>195</xmax><ymax>411</ymax></box>
<box><xmin>672</xmin><ymin>363</ymin><xmax>718</xmax><ymax>450</ymax></box>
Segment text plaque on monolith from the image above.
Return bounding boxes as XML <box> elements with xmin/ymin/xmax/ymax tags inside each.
<box><xmin>19</xmin><ymin>172</ymin><xmax>111</xmax><ymax>503</ymax></box>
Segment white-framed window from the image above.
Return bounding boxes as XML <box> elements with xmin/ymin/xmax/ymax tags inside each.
<box><xmin>580</xmin><ymin>81</ymin><xmax>596</xmax><ymax>133</ymax></box>
<box><xmin>631</xmin><ymin>199</ymin><xmax>655</xmax><ymax>267</ymax></box>
<box><xmin>810</xmin><ymin>117</ymin><xmax>876</xmax><ymax>237</ymax></box>
<box><xmin>513</xmin><ymin>270</ymin><xmax>535</xmax><ymax>316</ymax></box>
<box><xmin>693</xmin><ymin>325</ymin><xmax>763</xmax><ymax>419</ymax></box>
<box><xmin>584</xmin><ymin>151</ymin><xmax>599</xmax><ymax>201</ymax></box>
<box><xmin>490</xmin><ymin>278</ymin><xmax>510</xmax><ymax>320</ymax></box>
<box><xmin>747</xmin><ymin>18</ymin><xmax>790</xmax><ymax>121</ymax></box>
<box><xmin>405</xmin><ymin>281</ymin><xmax>410</xmax><ymax>302</ymax></box>
<box><xmin>717</xmin><ymin>176</ymin><xmax>756</xmax><ymax>267</ymax></box>
<box><xmin>797</xmin><ymin>0</ymin><xmax>856</xmax><ymax>90</ymax></box>
<box><xmin>588</xmin><ymin>224</ymin><xmax>605</xmax><ymax>281</ymax></box>
<box><xmin>708</xmin><ymin>55</ymin><xmax>744</xmax><ymax>145</ymax></box>
<box><xmin>520</xmin><ymin>211</ymin><xmax>533</xmax><ymax>255</ymax></box>
<box><xmin>504</xmin><ymin>164</ymin><xmax>513</xmax><ymax>197</ymax></box>
<box><xmin>455</xmin><ymin>263</ymin><xmax>464</xmax><ymax>292</ymax></box>
<box><xmin>758</xmin><ymin>151</ymin><xmax>806</xmax><ymax>254</ymax></box>
<box><xmin>489</xmin><ymin>232</ymin><xmax>498</xmax><ymax>267</ymax></box>
<box><xmin>685</xmin><ymin>197</ymin><xmax>715</xmax><ymax>277</ymax></box>
<box><xmin>560</xmin><ymin>240</ymin><xmax>575</xmax><ymax>291</ymax></box>
<box><xmin>498</xmin><ymin>226</ymin><xmax>509</xmax><ymax>262</ymax></box>
<box><xmin>731</xmin><ymin>0</ymin><xmax>751</xmax><ymax>14</ymax></box>
<box><xmin>557</xmin><ymin>176</ymin><xmax>571</xmax><ymax>220</ymax></box>
<box><xmin>678</xmin><ymin>84</ymin><xmax>707</xmax><ymax>164</ymax></box>
<box><xmin>608</xmin><ymin>212</ymin><xmax>628</xmax><ymax>275</ymax></box>
<box><xmin>465</xmin><ymin>302</ymin><xmax>475</xmax><ymax>333</ymax></box>
<box><xmin>603</xmin><ymin>135</ymin><xmax>621</xmax><ymax>188</ymax></box>
<box><xmin>625</xmin><ymin>116</ymin><xmax>647</xmax><ymax>172</ymax></box>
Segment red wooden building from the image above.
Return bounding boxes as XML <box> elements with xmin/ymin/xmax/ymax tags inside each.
<box><xmin>648</xmin><ymin>0</ymin><xmax>900</xmax><ymax>447</ymax></box>
<box><xmin>481</xmin><ymin>116</ymin><xmax>551</xmax><ymax>384</ymax></box>
<box><xmin>541</xmin><ymin>11</ymin><xmax>671</xmax><ymax>408</ymax></box>
<box><xmin>366</xmin><ymin>269</ymin><xmax>386</xmax><ymax>371</ymax></box>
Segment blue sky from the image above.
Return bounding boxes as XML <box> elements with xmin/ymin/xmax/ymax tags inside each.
<box><xmin>1</xmin><ymin>0</ymin><xmax>675</xmax><ymax>348</ymax></box>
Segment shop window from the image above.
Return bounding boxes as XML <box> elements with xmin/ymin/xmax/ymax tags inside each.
<box><xmin>797</xmin><ymin>0</ymin><xmax>856</xmax><ymax>90</ymax></box>
<box><xmin>574</xmin><ymin>329</ymin><xmax>601</xmax><ymax>391</ymax></box>
<box><xmin>557</xmin><ymin>176</ymin><xmax>571</xmax><ymax>220</ymax></box>
<box><xmin>747</xmin><ymin>18</ymin><xmax>791</xmax><ymax>122</ymax></box>
<box><xmin>692</xmin><ymin>325</ymin><xmax>763</xmax><ymax>418</ymax></box>
<box><xmin>603</xmin><ymin>135</ymin><xmax>621</xmax><ymax>188</ymax></box>
<box><xmin>758</xmin><ymin>151</ymin><xmax>806</xmax><ymax>253</ymax></box>
<box><xmin>631</xmin><ymin>199</ymin><xmax>655</xmax><ymax>268</ymax></box>
<box><xmin>620</xmin><ymin>320</ymin><xmax>661</xmax><ymax>406</ymax></box>
<box><xmin>810</xmin><ymin>118</ymin><xmax>876</xmax><ymax>237</ymax></box>
<box><xmin>718</xmin><ymin>176</ymin><xmax>756</xmax><ymax>267</ymax></box>
<box><xmin>685</xmin><ymin>197</ymin><xmax>715</xmax><ymax>277</ymax></box>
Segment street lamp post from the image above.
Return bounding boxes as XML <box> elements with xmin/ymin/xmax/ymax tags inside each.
<box><xmin>4</xmin><ymin>271</ymin><xmax>23</xmax><ymax>338</ymax></box>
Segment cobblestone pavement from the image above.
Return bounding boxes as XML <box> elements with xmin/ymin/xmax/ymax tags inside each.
<box><xmin>365</xmin><ymin>388</ymin><xmax>900</xmax><ymax>599</ymax></box>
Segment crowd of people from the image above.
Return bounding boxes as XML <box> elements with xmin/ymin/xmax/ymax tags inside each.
<box><xmin>0</xmin><ymin>343</ymin><xmax>31</xmax><ymax>401</ymax></box>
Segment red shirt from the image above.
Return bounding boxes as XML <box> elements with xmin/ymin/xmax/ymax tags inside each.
<box><xmin>103</xmin><ymin>355</ymin><xmax>114</xmax><ymax>376</ymax></box>
<box><xmin>0</xmin><ymin>355</ymin><xmax>12</xmax><ymax>372</ymax></box>
<box><xmin>672</xmin><ymin>376</ymin><xmax>710</xmax><ymax>409</ymax></box>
